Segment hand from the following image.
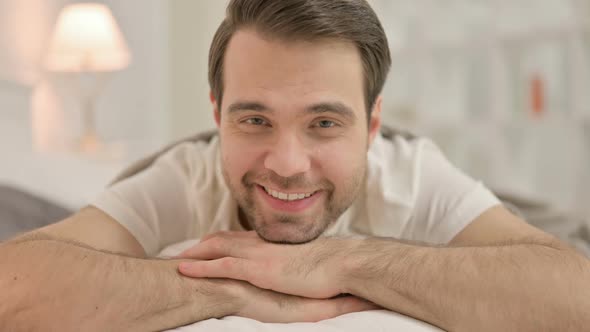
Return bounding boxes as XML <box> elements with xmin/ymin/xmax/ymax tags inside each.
<box><xmin>229</xmin><ymin>279</ymin><xmax>378</xmax><ymax>323</ymax></box>
<box><xmin>176</xmin><ymin>231</ymin><xmax>355</xmax><ymax>299</ymax></box>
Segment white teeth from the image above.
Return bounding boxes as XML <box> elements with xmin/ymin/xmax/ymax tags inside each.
<box><xmin>263</xmin><ymin>186</ymin><xmax>314</xmax><ymax>201</ymax></box>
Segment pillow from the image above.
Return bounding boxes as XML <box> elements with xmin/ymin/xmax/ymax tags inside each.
<box><xmin>0</xmin><ymin>185</ymin><xmax>71</xmax><ymax>241</ymax></box>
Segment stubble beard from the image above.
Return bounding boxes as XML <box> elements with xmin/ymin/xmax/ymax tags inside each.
<box><xmin>222</xmin><ymin>164</ymin><xmax>367</xmax><ymax>244</ymax></box>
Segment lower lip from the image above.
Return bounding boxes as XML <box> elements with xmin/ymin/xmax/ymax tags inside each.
<box><xmin>256</xmin><ymin>185</ymin><xmax>322</xmax><ymax>213</ymax></box>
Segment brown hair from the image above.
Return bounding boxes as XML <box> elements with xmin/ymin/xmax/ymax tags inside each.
<box><xmin>208</xmin><ymin>0</ymin><xmax>391</xmax><ymax>119</ymax></box>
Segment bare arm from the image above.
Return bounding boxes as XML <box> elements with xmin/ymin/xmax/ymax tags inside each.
<box><xmin>342</xmin><ymin>235</ymin><xmax>590</xmax><ymax>331</ymax></box>
<box><xmin>340</xmin><ymin>207</ymin><xmax>590</xmax><ymax>332</ymax></box>
<box><xmin>0</xmin><ymin>207</ymin><xmax>370</xmax><ymax>331</ymax></box>
<box><xmin>0</xmin><ymin>233</ymin><xmax>238</xmax><ymax>331</ymax></box>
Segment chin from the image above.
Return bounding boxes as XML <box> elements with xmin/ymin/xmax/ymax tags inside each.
<box><xmin>255</xmin><ymin>221</ymin><xmax>324</xmax><ymax>245</ymax></box>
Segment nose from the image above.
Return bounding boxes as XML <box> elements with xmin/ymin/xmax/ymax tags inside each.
<box><xmin>264</xmin><ymin>133</ymin><xmax>311</xmax><ymax>178</ymax></box>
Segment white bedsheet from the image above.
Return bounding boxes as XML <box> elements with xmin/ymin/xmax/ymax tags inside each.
<box><xmin>159</xmin><ymin>240</ymin><xmax>442</xmax><ymax>332</ymax></box>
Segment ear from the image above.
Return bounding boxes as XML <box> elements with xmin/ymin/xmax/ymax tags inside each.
<box><xmin>368</xmin><ymin>95</ymin><xmax>382</xmax><ymax>145</ymax></box>
<box><xmin>210</xmin><ymin>91</ymin><xmax>221</xmax><ymax>128</ymax></box>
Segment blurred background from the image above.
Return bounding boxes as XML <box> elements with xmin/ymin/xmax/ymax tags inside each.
<box><xmin>0</xmin><ymin>0</ymin><xmax>588</xmax><ymax>231</ymax></box>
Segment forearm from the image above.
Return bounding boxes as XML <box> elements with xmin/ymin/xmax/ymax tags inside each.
<box><xmin>0</xmin><ymin>239</ymin><xmax>239</xmax><ymax>331</ymax></box>
<box><xmin>342</xmin><ymin>238</ymin><xmax>590</xmax><ymax>332</ymax></box>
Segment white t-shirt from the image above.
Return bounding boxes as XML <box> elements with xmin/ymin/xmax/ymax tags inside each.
<box><xmin>91</xmin><ymin>133</ymin><xmax>500</xmax><ymax>256</ymax></box>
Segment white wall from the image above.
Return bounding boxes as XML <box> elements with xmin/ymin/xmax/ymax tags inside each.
<box><xmin>168</xmin><ymin>0</ymin><xmax>228</xmax><ymax>139</ymax></box>
<box><xmin>0</xmin><ymin>0</ymin><xmax>58</xmax><ymax>84</ymax></box>
<box><xmin>76</xmin><ymin>0</ymin><xmax>170</xmax><ymax>146</ymax></box>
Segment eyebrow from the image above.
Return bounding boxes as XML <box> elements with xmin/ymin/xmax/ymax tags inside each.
<box><xmin>226</xmin><ymin>101</ymin><xmax>357</xmax><ymax>122</ymax></box>
<box><xmin>227</xmin><ymin>102</ymin><xmax>270</xmax><ymax>114</ymax></box>
<box><xmin>307</xmin><ymin>102</ymin><xmax>357</xmax><ymax>122</ymax></box>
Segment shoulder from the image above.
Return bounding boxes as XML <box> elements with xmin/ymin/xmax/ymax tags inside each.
<box><xmin>369</xmin><ymin>132</ymin><xmax>442</xmax><ymax>165</ymax></box>
<box><xmin>367</xmin><ymin>133</ymin><xmax>442</xmax><ymax>205</ymax></box>
<box><xmin>153</xmin><ymin>134</ymin><xmax>221</xmax><ymax>181</ymax></box>
<box><xmin>157</xmin><ymin>133</ymin><xmax>219</xmax><ymax>164</ymax></box>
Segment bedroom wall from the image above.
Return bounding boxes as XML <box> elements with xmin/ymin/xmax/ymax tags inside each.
<box><xmin>367</xmin><ymin>0</ymin><xmax>590</xmax><ymax>215</ymax></box>
<box><xmin>0</xmin><ymin>0</ymin><xmax>59</xmax><ymax>84</ymax></box>
<box><xmin>167</xmin><ymin>0</ymin><xmax>228</xmax><ymax>139</ymax></box>
<box><xmin>93</xmin><ymin>0</ymin><xmax>169</xmax><ymax>145</ymax></box>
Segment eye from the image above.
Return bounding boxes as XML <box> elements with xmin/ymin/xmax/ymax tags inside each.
<box><xmin>315</xmin><ymin>120</ymin><xmax>337</xmax><ymax>128</ymax></box>
<box><xmin>244</xmin><ymin>117</ymin><xmax>268</xmax><ymax>126</ymax></box>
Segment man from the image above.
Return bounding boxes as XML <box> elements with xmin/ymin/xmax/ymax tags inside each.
<box><xmin>1</xmin><ymin>0</ymin><xmax>588</xmax><ymax>331</ymax></box>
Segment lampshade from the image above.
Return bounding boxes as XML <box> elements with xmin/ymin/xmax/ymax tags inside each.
<box><xmin>45</xmin><ymin>3</ymin><xmax>131</xmax><ymax>72</ymax></box>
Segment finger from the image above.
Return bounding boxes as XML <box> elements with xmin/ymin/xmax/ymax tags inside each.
<box><xmin>200</xmin><ymin>230</ymin><xmax>255</xmax><ymax>243</ymax></box>
<box><xmin>178</xmin><ymin>257</ymin><xmax>253</xmax><ymax>283</ymax></box>
<box><xmin>334</xmin><ymin>296</ymin><xmax>380</xmax><ymax>313</ymax></box>
<box><xmin>177</xmin><ymin>236</ymin><xmax>244</xmax><ymax>260</ymax></box>
<box><xmin>303</xmin><ymin>296</ymin><xmax>380</xmax><ymax>322</ymax></box>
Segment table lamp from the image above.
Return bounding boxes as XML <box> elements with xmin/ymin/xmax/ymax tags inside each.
<box><xmin>44</xmin><ymin>3</ymin><xmax>131</xmax><ymax>152</ymax></box>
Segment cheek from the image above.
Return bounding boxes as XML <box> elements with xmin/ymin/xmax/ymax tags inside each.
<box><xmin>314</xmin><ymin>136</ymin><xmax>367</xmax><ymax>186</ymax></box>
<box><xmin>220</xmin><ymin>135</ymin><xmax>263</xmax><ymax>180</ymax></box>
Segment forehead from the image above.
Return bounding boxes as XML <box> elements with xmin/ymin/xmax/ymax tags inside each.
<box><xmin>221</xmin><ymin>29</ymin><xmax>365</xmax><ymax>115</ymax></box>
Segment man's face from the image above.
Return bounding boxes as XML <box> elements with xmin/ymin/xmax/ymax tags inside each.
<box><xmin>214</xmin><ymin>29</ymin><xmax>381</xmax><ymax>244</ymax></box>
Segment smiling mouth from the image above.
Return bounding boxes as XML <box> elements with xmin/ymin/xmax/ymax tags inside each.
<box><xmin>259</xmin><ymin>185</ymin><xmax>318</xmax><ymax>202</ymax></box>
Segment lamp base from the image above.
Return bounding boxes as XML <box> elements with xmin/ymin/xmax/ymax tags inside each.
<box><xmin>78</xmin><ymin>132</ymin><xmax>102</xmax><ymax>154</ymax></box>
<box><xmin>72</xmin><ymin>134</ymin><xmax>126</xmax><ymax>162</ymax></box>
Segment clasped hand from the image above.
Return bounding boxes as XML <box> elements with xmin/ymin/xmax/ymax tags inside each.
<box><xmin>177</xmin><ymin>231</ymin><xmax>349</xmax><ymax>299</ymax></box>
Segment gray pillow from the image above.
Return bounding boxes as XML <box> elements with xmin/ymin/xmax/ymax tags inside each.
<box><xmin>0</xmin><ymin>185</ymin><xmax>71</xmax><ymax>241</ymax></box>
